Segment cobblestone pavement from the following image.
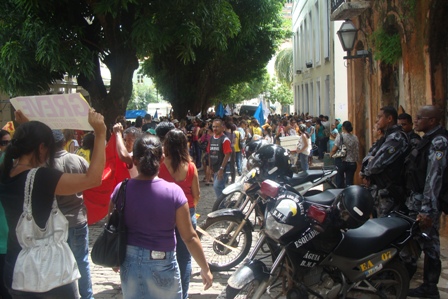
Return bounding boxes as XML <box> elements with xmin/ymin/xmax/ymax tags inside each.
<box><xmin>88</xmin><ymin>164</ymin><xmax>448</xmax><ymax>299</ymax></box>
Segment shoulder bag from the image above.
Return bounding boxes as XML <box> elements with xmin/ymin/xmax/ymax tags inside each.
<box><xmin>91</xmin><ymin>179</ymin><xmax>128</xmax><ymax>267</ymax></box>
<box><xmin>332</xmin><ymin>134</ymin><xmax>347</xmax><ymax>159</ymax></box>
<box><xmin>12</xmin><ymin>168</ymin><xmax>80</xmax><ymax>292</ymax></box>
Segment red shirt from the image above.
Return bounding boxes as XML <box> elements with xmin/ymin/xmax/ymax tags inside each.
<box><xmin>159</xmin><ymin>162</ymin><xmax>196</xmax><ymax>208</ymax></box>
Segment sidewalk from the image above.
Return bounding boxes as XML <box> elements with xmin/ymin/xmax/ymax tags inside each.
<box><xmin>88</xmin><ymin>167</ymin><xmax>448</xmax><ymax>298</ymax></box>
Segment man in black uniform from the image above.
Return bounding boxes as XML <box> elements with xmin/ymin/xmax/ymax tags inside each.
<box><xmin>398</xmin><ymin>112</ymin><xmax>421</xmax><ymax>149</ymax></box>
<box><xmin>360</xmin><ymin>106</ymin><xmax>410</xmax><ymax>217</ymax></box>
<box><xmin>405</xmin><ymin>105</ymin><xmax>447</xmax><ymax>299</ymax></box>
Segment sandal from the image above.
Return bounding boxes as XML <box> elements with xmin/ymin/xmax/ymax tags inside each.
<box><xmin>205</xmin><ymin>183</ymin><xmax>210</xmax><ymax>186</ymax></box>
<box><xmin>202</xmin><ymin>177</ymin><xmax>207</xmax><ymax>182</ymax></box>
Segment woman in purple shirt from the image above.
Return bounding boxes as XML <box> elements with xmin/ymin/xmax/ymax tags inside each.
<box><xmin>112</xmin><ymin>134</ymin><xmax>212</xmax><ymax>299</ymax></box>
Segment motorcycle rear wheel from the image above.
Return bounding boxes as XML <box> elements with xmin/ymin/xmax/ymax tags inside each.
<box><xmin>198</xmin><ymin>216</ymin><xmax>252</xmax><ymax>271</ymax></box>
<box><xmin>225</xmin><ymin>279</ymin><xmax>261</xmax><ymax>299</ymax></box>
<box><xmin>213</xmin><ymin>191</ymin><xmax>246</xmax><ymax>211</ymax></box>
<box><xmin>350</xmin><ymin>260</ymin><xmax>409</xmax><ymax>299</ymax></box>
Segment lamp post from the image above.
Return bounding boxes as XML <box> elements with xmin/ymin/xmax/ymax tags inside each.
<box><xmin>337</xmin><ymin>19</ymin><xmax>372</xmax><ymax>69</ymax></box>
<box><xmin>337</xmin><ymin>20</ymin><xmax>358</xmax><ymax>57</ymax></box>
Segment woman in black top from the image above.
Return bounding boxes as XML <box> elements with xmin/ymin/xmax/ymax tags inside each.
<box><xmin>0</xmin><ymin>109</ymin><xmax>106</xmax><ymax>298</ymax></box>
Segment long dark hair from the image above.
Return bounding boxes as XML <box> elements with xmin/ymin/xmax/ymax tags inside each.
<box><xmin>0</xmin><ymin>129</ymin><xmax>10</xmax><ymax>140</ymax></box>
<box><xmin>1</xmin><ymin>121</ymin><xmax>55</xmax><ymax>182</ymax></box>
<box><xmin>133</xmin><ymin>134</ymin><xmax>163</xmax><ymax>177</ymax></box>
<box><xmin>164</xmin><ymin>129</ymin><xmax>190</xmax><ymax>173</ymax></box>
<box><xmin>81</xmin><ymin>133</ymin><xmax>95</xmax><ymax>161</ymax></box>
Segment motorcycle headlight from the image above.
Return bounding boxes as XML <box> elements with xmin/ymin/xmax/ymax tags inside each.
<box><xmin>264</xmin><ymin>212</ymin><xmax>294</xmax><ymax>240</ymax></box>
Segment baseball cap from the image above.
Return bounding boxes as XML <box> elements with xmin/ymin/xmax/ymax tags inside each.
<box><xmin>52</xmin><ymin>130</ymin><xmax>64</xmax><ymax>143</ymax></box>
<box><xmin>172</xmin><ymin>119</ymin><xmax>179</xmax><ymax>124</ymax></box>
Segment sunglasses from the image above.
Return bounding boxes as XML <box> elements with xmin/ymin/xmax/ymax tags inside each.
<box><xmin>0</xmin><ymin>140</ymin><xmax>10</xmax><ymax>146</ymax></box>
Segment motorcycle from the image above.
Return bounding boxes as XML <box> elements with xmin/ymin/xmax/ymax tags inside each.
<box><xmin>222</xmin><ymin>179</ymin><xmax>420</xmax><ymax>299</ymax></box>
<box><xmin>199</xmin><ymin>146</ymin><xmax>337</xmax><ymax>271</ymax></box>
<box><xmin>212</xmin><ymin>157</ymin><xmax>338</xmax><ymax>211</ymax></box>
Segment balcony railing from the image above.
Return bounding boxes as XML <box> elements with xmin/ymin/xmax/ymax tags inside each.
<box><xmin>331</xmin><ymin>0</ymin><xmax>346</xmax><ymax>13</ymax></box>
<box><xmin>330</xmin><ymin>0</ymin><xmax>371</xmax><ymax>21</ymax></box>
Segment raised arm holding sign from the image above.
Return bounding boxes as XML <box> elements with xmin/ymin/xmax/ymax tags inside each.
<box><xmin>10</xmin><ymin>93</ymin><xmax>93</xmax><ymax>130</ymax></box>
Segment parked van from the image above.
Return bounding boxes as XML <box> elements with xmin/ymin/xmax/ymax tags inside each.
<box><xmin>238</xmin><ymin>105</ymin><xmax>258</xmax><ymax>117</ymax></box>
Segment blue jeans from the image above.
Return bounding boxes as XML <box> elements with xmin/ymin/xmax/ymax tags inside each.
<box><xmin>235</xmin><ymin>151</ymin><xmax>242</xmax><ymax>174</ymax></box>
<box><xmin>67</xmin><ymin>223</ymin><xmax>93</xmax><ymax>299</ymax></box>
<box><xmin>213</xmin><ymin>166</ymin><xmax>229</xmax><ymax>198</ymax></box>
<box><xmin>120</xmin><ymin>246</ymin><xmax>181</xmax><ymax>299</ymax></box>
<box><xmin>175</xmin><ymin>207</ymin><xmax>197</xmax><ymax>299</ymax></box>
<box><xmin>299</xmin><ymin>153</ymin><xmax>309</xmax><ymax>171</ymax></box>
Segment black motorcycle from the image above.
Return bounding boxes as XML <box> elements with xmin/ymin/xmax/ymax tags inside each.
<box><xmin>222</xmin><ymin>180</ymin><xmax>420</xmax><ymax>299</ymax></box>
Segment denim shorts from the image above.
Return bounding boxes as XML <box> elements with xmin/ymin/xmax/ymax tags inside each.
<box><xmin>120</xmin><ymin>245</ymin><xmax>182</xmax><ymax>299</ymax></box>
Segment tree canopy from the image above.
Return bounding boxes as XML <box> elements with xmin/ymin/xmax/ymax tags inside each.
<box><xmin>142</xmin><ymin>0</ymin><xmax>286</xmax><ymax>117</ymax></box>
<box><xmin>0</xmin><ymin>0</ymin><xmax>286</xmax><ymax>123</ymax></box>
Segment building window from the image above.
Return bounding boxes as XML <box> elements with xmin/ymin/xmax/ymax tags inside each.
<box><xmin>323</xmin><ymin>0</ymin><xmax>330</xmax><ymax>59</ymax></box>
<box><xmin>137</xmin><ymin>74</ymin><xmax>144</xmax><ymax>84</ymax></box>
<box><xmin>314</xmin><ymin>1</ymin><xmax>321</xmax><ymax>64</ymax></box>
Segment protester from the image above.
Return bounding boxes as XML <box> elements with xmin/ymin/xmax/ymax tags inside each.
<box><xmin>330</xmin><ymin>121</ymin><xmax>359</xmax><ymax>188</ymax></box>
<box><xmin>114</xmin><ymin>134</ymin><xmax>212</xmax><ymax>299</ymax></box>
<box><xmin>0</xmin><ymin>109</ymin><xmax>106</xmax><ymax>298</ymax></box>
<box><xmin>0</xmin><ymin>130</ymin><xmax>11</xmax><ymax>299</ymax></box>
<box><xmin>199</xmin><ymin>126</ymin><xmax>213</xmax><ymax>185</ymax></box>
<box><xmin>297</xmin><ymin>124</ymin><xmax>311</xmax><ymax>171</ymax></box>
<box><xmin>76</xmin><ymin>133</ymin><xmax>95</xmax><ymax>164</ymax></box>
<box><xmin>53</xmin><ymin>130</ymin><xmax>94</xmax><ymax>299</ymax></box>
<box><xmin>328</xmin><ymin>123</ymin><xmax>339</xmax><ymax>151</ymax></box>
<box><xmin>63</xmin><ymin>129</ymin><xmax>79</xmax><ymax>153</ymax></box>
<box><xmin>113</xmin><ymin>124</ymin><xmax>141</xmax><ymax>178</ymax></box>
<box><xmin>159</xmin><ymin>129</ymin><xmax>200</xmax><ymax>299</ymax></box>
<box><xmin>209</xmin><ymin>119</ymin><xmax>231</xmax><ymax>198</ymax></box>
<box><xmin>155</xmin><ymin>121</ymin><xmax>175</xmax><ymax>143</ymax></box>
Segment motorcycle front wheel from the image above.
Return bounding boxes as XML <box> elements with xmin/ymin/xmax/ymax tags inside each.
<box><xmin>350</xmin><ymin>260</ymin><xmax>409</xmax><ymax>299</ymax></box>
<box><xmin>225</xmin><ymin>279</ymin><xmax>261</xmax><ymax>299</ymax></box>
<box><xmin>198</xmin><ymin>216</ymin><xmax>252</xmax><ymax>271</ymax></box>
<box><xmin>213</xmin><ymin>191</ymin><xmax>246</xmax><ymax>211</ymax></box>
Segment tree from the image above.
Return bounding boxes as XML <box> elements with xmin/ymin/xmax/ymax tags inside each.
<box><xmin>127</xmin><ymin>83</ymin><xmax>158</xmax><ymax>111</ymax></box>
<box><xmin>274</xmin><ymin>47</ymin><xmax>293</xmax><ymax>86</ymax></box>
<box><xmin>142</xmin><ymin>0</ymin><xmax>286</xmax><ymax>118</ymax></box>
<box><xmin>0</xmin><ymin>0</ymin><xmax>243</xmax><ymax>125</ymax></box>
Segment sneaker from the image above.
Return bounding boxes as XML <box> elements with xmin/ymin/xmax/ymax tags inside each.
<box><xmin>408</xmin><ymin>284</ymin><xmax>440</xmax><ymax>299</ymax></box>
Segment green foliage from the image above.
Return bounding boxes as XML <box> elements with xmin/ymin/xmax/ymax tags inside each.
<box><xmin>265</xmin><ymin>78</ymin><xmax>293</xmax><ymax>106</ymax></box>
<box><xmin>142</xmin><ymin>0</ymin><xmax>286</xmax><ymax>117</ymax></box>
<box><xmin>371</xmin><ymin>27</ymin><xmax>402</xmax><ymax>65</ymax></box>
<box><xmin>127</xmin><ymin>83</ymin><xmax>158</xmax><ymax>110</ymax></box>
<box><xmin>274</xmin><ymin>48</ymin><xmax>293</xmax><ymax>86</ymax></box>
<box><xmin>218</xmin><ymin>72</ymin><xmax>270</xmax><ymax>104</ymax></box>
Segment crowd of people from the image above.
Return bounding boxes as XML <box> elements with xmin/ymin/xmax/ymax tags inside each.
<box><xmin>0</xmin><ymin>104</ymin><xmax>446</xmax><ymax>298</ymax></box>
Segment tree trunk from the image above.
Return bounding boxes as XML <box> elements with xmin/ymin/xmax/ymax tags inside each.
<box><xmin>78</xmin><ymin>50</ymin><xmax>139</xmax><ymax>130</ymax></box>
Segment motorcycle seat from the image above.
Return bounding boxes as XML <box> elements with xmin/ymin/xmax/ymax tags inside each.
<box><xmin>285</xmin><ymin>170</ymin><xmax>328</xmax><ymax>186</ymax></box>
<box><xmin>333</xmin><ymin>217</ymin><xmax>411</xmax><ymax>259</ymax></box>
<box><xmin>304</xmin><ymin>189</ymin><xmax>344</xmax><ymax>206</ymax></box>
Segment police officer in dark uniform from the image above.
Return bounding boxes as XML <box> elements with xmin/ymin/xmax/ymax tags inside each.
<box><xmin>360</xmin><ymin>106</ymin><xmax>410</xmax><ymax>217</ymax></box>
<box><xmin>398</xmin><ymin>112</ymin><xmax>421</xmax><ymax>149</ymax></box>
<box><xmin>405</xmin><ymin>105</ymin><xmax>447</xmax><ymax>299</ymax></box>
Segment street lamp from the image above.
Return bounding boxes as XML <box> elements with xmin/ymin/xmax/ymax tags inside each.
<box><xmin>337</xmin><ymin>20</ymin><xmax>358</xmax><ymax>54</ymax></box>
<box><xmin>337</xmin><ymin>19</ymin><xmax>372</xmax><ymax>63</ymax></box>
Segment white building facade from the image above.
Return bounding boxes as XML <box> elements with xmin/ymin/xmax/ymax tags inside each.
<box><xmin>292</xmin><ymin>0</ymin><xmax>348</xmax><ymax>121</ymax></box>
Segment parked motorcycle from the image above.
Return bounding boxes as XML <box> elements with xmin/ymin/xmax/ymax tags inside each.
<box><xmin>200</xmin><ymin>145</ymin><xmax>337</xmax><ymax>271</ymax></box>
<box><xmin>222</xmin><ymin>180</ymin><xmax>419</xmax><ymax>299</ymax></box>
<box><xmin>213</xmin><ymin>144</ymin><xmax>338</xmax><ymax>211</ymax></box>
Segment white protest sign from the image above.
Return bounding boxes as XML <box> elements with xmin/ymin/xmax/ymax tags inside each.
<box><xmin>10</xmin><ymin>93</ymin><xmax>93</xmax><ymax>130</ymax></box>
